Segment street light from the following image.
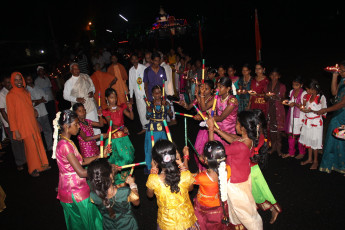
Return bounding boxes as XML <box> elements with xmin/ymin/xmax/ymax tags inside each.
<box><xmin>88</xmin><ymin>21</ymin><xmax>92</xmax><ymax>25</ymax></box>
<box><xmin>106</xmin><ymin>29</ymin><xmax>112</xmax><ymax>33</ymax></box>
<box><xmin>119</xmin><ymin>14</ymin><xmax>128</xmax><ymax>22</ymax></box>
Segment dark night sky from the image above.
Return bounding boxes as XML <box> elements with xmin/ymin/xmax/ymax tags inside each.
<box><xmin>1</xmin><ymin>0</ymin><xmax>345</xmax><ymax>72</ymax></box>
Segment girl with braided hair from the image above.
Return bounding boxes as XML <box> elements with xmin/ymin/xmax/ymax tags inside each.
<box><xmin>146</xmin><ymin>139</ymin><xmax>200</xmax><ymax>230</ymax></box>
<box><xmin>251</xmin><ymin>109</ymin><xmax>281</xmax><ymax>224</ymax></box>
<box><xmin>54</xmin><ymin>110</ymin><xmax>110</xmax><ymax>230</ymax></box>
<box><xmin>207</xmin><ymin>110</ymin><xmax>262</xmax><ymax>230</ymax></box>
<box><xmin>88</xmin><ymin>158</ymin><xmax>139</xmax><ymax>230</ymax></box>
<box><xmin>193</xmin><ymin>141</ymin><xmax>231</xmax><ymax>230</ymax></box>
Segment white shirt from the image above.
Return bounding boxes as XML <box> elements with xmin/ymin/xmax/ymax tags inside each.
<box><xmin>26</xmin><ymin>85</ymin><xmax>48</xmax><ymax>117</ymax></box>
<box><xmin>63</xmin><ymin>75</ymin><xmax>95</xmax><ymax>102</ymax></box>
<box><xmin>129</xmin><ymin>63</ymin><xmax>146</xmax><ymax>100</ymax></box>
<box><xmin>34</xmin><ymin>76</ymin><xmax>54</xmax><ymax>101</ymax></box>
<box><xmin>160</xmin><ymin>62</ymin><xmax>174</xmax><ymax>96</ymax></box>
<box><xmin>0</xmin><ymin>87</ymin><xmax>9</xmax><ymax>127</ymax></box>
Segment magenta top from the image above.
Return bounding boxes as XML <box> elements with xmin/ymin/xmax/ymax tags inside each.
<box><xmin>77</xmin><ymin>119</ymin><xmax>99</xmax><ymax>158</ymax></box>
<box><xmin>56</xmin><ymin>139</ymin><xmax>90</xmax><ymax>203</ymax></box>
<box><xmin>216</xmin><ymin>95</ymin><xmax>238</xmax><ymax>134</ymax></box>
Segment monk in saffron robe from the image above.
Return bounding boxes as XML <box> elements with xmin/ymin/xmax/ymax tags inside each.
<box><xmin>107</xmin><ymin>54</ymin><xmax>128</xmax><ymax>83</ymax></box>
<box><xmin>91</xmin><ymin>63</ymin><xmax>127</xmax><ymax>108</ymax></box>
<box><xmin>7</xmin><ymin>72</ymin><xmax>50</xmax><ymax>177</ymax></box>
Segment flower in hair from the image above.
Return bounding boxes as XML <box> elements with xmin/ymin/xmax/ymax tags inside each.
<box><xmin>163</xmin><ymin>154</ymin><xmax>172</xmax><ymax>163</ymax></box>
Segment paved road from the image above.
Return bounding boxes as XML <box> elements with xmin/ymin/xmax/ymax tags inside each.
<box><xmin>0</xmin><ymin>102</ymin><xmax>344</xmax><ymax>230</ymax></box>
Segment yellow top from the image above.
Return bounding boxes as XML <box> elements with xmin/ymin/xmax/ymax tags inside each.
<box><xmin>146</xmin><ymin>170</ymin><xmax>197</xmax><ymax>230</ymax></box>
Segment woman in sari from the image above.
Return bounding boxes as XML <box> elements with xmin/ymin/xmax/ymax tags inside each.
<box><xmin>318</xmin><ymin>61</ymin><xmax>345</xmax><ymax>174</ymax></box>
<box><xmin>248</xmin><ymin>62</ymin><xmax>269</xmax><ymax>115</ymax></box>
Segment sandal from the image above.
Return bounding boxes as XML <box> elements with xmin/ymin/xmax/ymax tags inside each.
<box><xmin>30</xmin><ymin>169</ymin><xmax>40</xmax><ymax>177</ymax></box>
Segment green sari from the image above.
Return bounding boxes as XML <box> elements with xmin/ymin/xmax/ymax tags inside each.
<box><xmin>320</xmin><ymin>78</ymin><xmax>345</xmax><ymax>174</ymax></box>
<box><xmin>90</xmin><ymin>187</ymin><xmax>138</xmax><ymax>230</ymax></box>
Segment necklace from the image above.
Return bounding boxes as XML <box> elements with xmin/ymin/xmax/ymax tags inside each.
<box><xmin>60</xmin><ymin>134</ymin><xmax>78</xmax><ymax>150</ymax></box>
<box><xmin>220</xmin><ymin>94</ymin><xmax>229</xmax><ymax>103</ymax></box>
<box><xmin>205</xmin><ymin>95</ymin><xmax>212</xmax><ymax>103</ymax></box>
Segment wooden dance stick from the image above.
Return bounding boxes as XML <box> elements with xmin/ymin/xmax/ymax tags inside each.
<box><xmin>187</xmin><ymin>138</ymin><xmax>200</xmax><ymax>157</ymax></box>
<box><xmin>211</xmin><ymin>89</ymin><xmax>219</xmax><ymax>117</ymax></box>
<box><xmin>175</xmin><ymin>112</ymin><xmax>195</xmax><ymax>118</ymax></box>
<box><xmin>118</xmin><ymin>162</ymin><xmax>146</xmax><ymax>169</ymax></box>
<box><xmin>108</xmin><ymin>121</ymin><xmax>112</xmax><ymax>145</ymax></box>
<box><xmin>111</xmin><ymin>125</ymin><xmax>124</xmax><ymax>134</ymax></box>
<box><xmin>100</xmin><ymin>134</ymin><xmax>104</xmax><ymax>158</ymax></box>
<box><xmin>163</xmin><ymin>120</ymin><xmax>173</xmax><ymax>142</ymax></box>
<box><xmin>150</xmin><ymin>130</ymin><xmax>155</xmax><ymax>147</ymax></box>
<box><xmin>129</xmin><ymin>167</ymin><xmax>135</xmax><ymax>177</ymax></box>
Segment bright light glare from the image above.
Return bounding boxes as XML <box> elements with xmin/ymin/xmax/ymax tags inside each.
<box><xmin>40</xmin><ymin>50</ymin><xmax>45</xmax><ymax>54</ymax></box>
<box><xmin>106</xmin><ymin>29</ymin><xmax>112</xmax><ymax>33</ymax></box>
<box><xmin>119</xmin><ymin>14</ymin><xmax>128</xmax><ymax>22</ymax></box>
<box><xmin>88</xmin><ymin>22</ymin><xmax>92</xmax><ymax>25</ymax></box>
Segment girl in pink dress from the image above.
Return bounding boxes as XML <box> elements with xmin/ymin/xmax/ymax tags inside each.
<box><xmin>248</xmin><ymin>61</ymin><xmax>270</xmax><ymax>115</ymax></box>
<box><xmin>200</xmin><ymin>77</ymin><xmax>238</xmax><ymax>147</ymax></box>
<box><xmin>73</xmin><ymin>103</ymin><xmax>107</xmax><ymax>158</ymax></box>
<box><xmin>54</xmin><ymin>110</ymin><xmax>111</xmax><ymax>230</ymax></box>
<box><xmin>180</xmin><ymin>80</ymin><xmax>215</xmax><ymax>171</ymax></box>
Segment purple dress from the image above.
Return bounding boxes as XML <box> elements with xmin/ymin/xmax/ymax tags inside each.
<box><xmin>194</xmin><ymin>97</ymin><xmax>214</xmax><ymax>171</ymax></box>
<box><xmin>215</xmin><ymin>95</ymin><xmax>238</xmax><ymax>146</ymax></box>
<box><xmin>77</xmin><ymin>119</ymin><xmax>99</xmax><ymax>158</ymax></box>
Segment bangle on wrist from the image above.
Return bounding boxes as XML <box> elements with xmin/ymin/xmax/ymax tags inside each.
<box><xmin>130</xmin><ymin>183</ymin><xmax>138</xmax><ymax>190</ymax></box>
<box><xmin>183</xmin><ymin>155</ymin><xmax>190</xmax><ymax>160</ymax></box>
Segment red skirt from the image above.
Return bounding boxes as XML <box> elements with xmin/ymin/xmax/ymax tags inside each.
<box><xmin>193</xmin><ymin>197</ymin><xmax>231</xmax><ymax>230</ymax></box>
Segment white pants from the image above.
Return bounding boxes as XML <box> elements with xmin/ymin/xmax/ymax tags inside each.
<box><xmin>136</xmin><ymin>97</ymin><xmax>149</xmax><ymax>130</ymax></box>
<box><xmin>227</xmin><ymin>175</ymin><xmax>263</xmax><ymax>230</ymax></box>
<box><xmin>86</xmin><ymin>109</ymin><xmax>101</xmax><ymax>145</ymax></box>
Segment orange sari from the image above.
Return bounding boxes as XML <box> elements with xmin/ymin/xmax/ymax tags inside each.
<box><xmin>91</xmin><ymin>70</ymin><xmax>127</xmax><ymax>108</ymax></box>
<box><xmin>6</xmin><ymin>72</ymin><xmax>49</xmax><ymax>174</ymax></box>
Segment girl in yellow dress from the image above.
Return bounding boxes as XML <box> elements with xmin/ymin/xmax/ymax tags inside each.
<box><xmin>146</xmin><ymin>139</ymin><xmax>200</xmax><ymax>230</ymax></box>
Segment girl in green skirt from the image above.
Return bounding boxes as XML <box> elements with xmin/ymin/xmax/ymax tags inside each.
<box><xmin>251</xmin><ymin>109</ymin><xmax>282</xmax><ymax>224</ymax></box>
<box><xmin>102</xmin><ymin>88</ymin><xmax>135</xmax><ymax>185</ymax></box>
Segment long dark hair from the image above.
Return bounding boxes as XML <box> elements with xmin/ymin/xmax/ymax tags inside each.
<box><xmin>203</xmin><ymin>141</ymin><xmax>229</xmax><ymax>225</ymax></box>
<box><xmin>152</xmin><ymin>139</ymin><xmax>181</xmax><ymax>193</ymax></box>
<box><xmin>218</xmin><ymin>76</ymin><xmax>233</xmax><ymax>95</ymax></box>
<box><xmin>87</xmin><ymin>158</ymin><xmax>116</xmax><ymax>218</ymax></box>
<box><xmin>237</xmin><ymin>110</ymin><xmax>269</xmax><ymax>167</ymax></box>
<box><xmin>251</xmin><ymin>109</ymin><xmax>269</xmax><ymax>168</ymax></box>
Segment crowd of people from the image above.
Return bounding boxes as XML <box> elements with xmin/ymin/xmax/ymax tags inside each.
<box><xmin>1</xmin><ymin>45</ymin><xmax>345</xmax><ymax>229</ymax></box>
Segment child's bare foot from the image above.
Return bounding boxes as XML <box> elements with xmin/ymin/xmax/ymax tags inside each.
<box><xmin>310</xmin><ymin>162</ymin><xmax>318</xmax><ymax>170</ymax></box>
<box><xmin>282</xmin><ymin>153</ymin><xmax>293</xmax><ymax>158</ymax></box>
<box><xmin>270</xmin><ymin>208</ymin><xmax>279</xmax><ymax>224</ymax></box>
<box><xmin>295</xmin><ymin>154</ymin><xmax>304</xmax><ymax>160</ymax></box>
<box><xmin>301</xmin><ymin>159</ymin><xmax>312</xmax><ymax>165</ymax></box>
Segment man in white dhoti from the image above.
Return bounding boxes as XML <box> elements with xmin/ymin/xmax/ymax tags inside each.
<box><xmin>63</xmin><ymin>63</ymin><xmax>101</xmax><ymax>140</ymax></box>
<box><xmin>129</xmin><ymin>54</ymin><xmax>149</xmax><ymax>135</ymax></box>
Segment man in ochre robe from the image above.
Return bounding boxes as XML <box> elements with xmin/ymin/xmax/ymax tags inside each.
<box><xmin>107</xmin><ymin>53</ymin><xmax>128</xmax><ymax>83</ymax></box>
<box><xmin>91</xmin><ymin>63</ymin><xmax>127</xmax><ymax>108</ymax></box>
<box><xmin>6</xmin><ymin>72</ymin><xmax>50</xmax><ymax>177</ymax></box>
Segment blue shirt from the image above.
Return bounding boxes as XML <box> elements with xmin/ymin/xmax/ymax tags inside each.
<box><xmin>143</xmin><ymin>66</ymin><xmax>167</xmax><ymax>101</ymax></box>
